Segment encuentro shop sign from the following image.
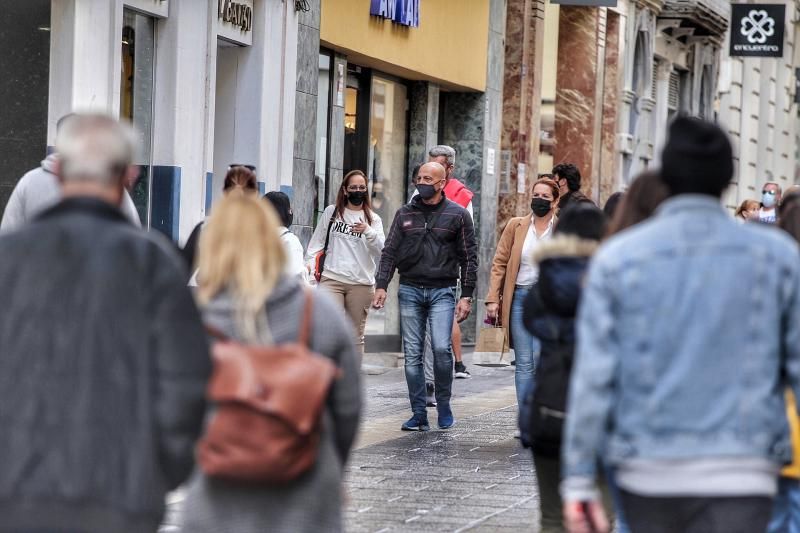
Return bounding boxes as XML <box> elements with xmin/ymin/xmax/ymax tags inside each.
<box><xmin>218</xmin><ymin>0</ymin><xmax>252</xmax><ymax>32</ymax></box>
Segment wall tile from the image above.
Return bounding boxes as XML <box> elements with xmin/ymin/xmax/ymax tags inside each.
<box><xmin>296</xmin><ymin>24</ymin><xmax>320</xmax><ymax>96</ymax></box>
<box><xmin>293</xmin><ymin>91</ymin><xmax>318</xmax><ymax>160</ymax></box>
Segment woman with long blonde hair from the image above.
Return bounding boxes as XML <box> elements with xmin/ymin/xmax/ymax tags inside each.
<box><xmin>181</xmin><ymin>194</ymin><xmax>361</xmax><ymax>533</ymax></box>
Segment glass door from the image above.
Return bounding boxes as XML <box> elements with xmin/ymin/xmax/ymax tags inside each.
<box><xmin>120</xmin><ymin>9</ymin><xmax>156</xmax><ymax>226</ymax></box>
<box><xmin>365</xmin><ymin>74</ymin><xmax>408</xmax><ymax>339</ymax></box>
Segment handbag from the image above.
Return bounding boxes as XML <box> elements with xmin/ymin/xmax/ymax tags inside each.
<box><xmin>197</xmin><ymin>289</ymin><xmax>340</xmax><ymax>483</ymax></box>
<box><xmin>314</xmin><ymin>214</ymin><xmax>336</xmax><ymax>282</ymax></box>
<box><xmin>472</xmin><ymin>312</ymin><xmax>511</xmax><ymax>367</ymax></box>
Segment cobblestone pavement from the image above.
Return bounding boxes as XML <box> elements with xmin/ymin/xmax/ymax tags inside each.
<box><xmin>161</xmin><ymin>355</ymin><xmax>539</xmax><ymax>532</ymax></box>
<box><xmin>344</xmin><ymin>360</ymin><xmax>539</xmax><ymax>532</ymax></box>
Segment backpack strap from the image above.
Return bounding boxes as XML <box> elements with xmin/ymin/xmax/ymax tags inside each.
<box><xmin>298</xmin><ymin>288</ymin><xmax>314</xmax><ymax>347</ymax></box>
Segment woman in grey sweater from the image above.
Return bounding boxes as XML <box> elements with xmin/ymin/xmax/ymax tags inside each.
<box><xmin>180</xmin><ymin>194</ymin><xmax>362</xmax><ymax>533</ymax></box>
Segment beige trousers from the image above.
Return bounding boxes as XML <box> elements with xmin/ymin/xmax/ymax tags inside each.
<box><xmin>319</xmin><ymin>277</ymin><xmax>374</xmax><ymax>356</ymax></box>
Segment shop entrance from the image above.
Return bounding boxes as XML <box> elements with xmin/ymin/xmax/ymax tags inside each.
<box><xmin>212</xmin><ymin>40</ymin><xmax>242</xmax><ymax>204</ymax></box>
<box><xmin>0</xmin><ymin>0</ymin><xmax>50</xmax><ymax>218</ymax></box>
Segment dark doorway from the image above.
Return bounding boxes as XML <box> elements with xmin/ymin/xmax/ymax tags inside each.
<box><xmin>0</xmin><ymin>1</ymin><xmax>51</xmax><ymax>217</ymax></box>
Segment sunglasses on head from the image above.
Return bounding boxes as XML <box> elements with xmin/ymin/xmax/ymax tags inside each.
<box><xmin>229</xmin><ymin>164</ymin><xmax>256</xmax><ymax>172</ymax></box>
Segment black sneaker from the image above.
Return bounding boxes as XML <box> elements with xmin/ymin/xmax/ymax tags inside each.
<box><xmin>401</xmin><ymin>415</ymin><xmax>430</xmax><ymax>431</ymax></box>
<box><xmin>454</xmin><ymin>362</ymin><xmax>471</xmax><ymax>379</ymax></box>
<box><xmin>426</xmin><ymin>382</ymin><xmax>437</xmax><ymax>407</ymax></box>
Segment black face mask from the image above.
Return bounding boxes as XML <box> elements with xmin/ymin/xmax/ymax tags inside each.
<box><xmin>416</xmin><ymin>183</ymin><xmax>439</xmax><ymax>200</ymax></box>
<box><xmin>347</xmin><ymin>191</ymin><xmax>367</xmax><ymax>206</ymax></box>
<box><xmin>531</xmin><ymin>197</ymin><xmax>552</xmax><ymax>217</ymax></box>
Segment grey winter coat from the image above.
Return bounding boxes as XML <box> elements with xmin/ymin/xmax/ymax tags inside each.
<box><xmin>0</xmin><ymin>154</ymin><xmax>142</xmax><ymax>233</ymax></box>
<box><xmin>0</xmin><ymin>197</ymin><xmax>212</xmax><ymax>532</ymax></box>
<box><xmin>180</xmin><ymin>281</ymin><xmax>362</xmax><ymax>533</ymax></box>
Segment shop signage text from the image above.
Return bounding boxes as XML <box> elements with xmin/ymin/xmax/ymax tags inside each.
<box><xmin>370</xmin><ymin>0</ymin><xmax>420</xmax><ymax>28</ymax></box>
<box><xmin>730</xmin><ymin>4</ymin><xmax>785</xmax><ymax>57</ymax></box>
<box><xmin>219</xmin><ymin>0</ymin><xmax>252</xmax><ymax>32</ymax></box>
<box><xmin>217</xmin><ymin>0</ymin><xmax>253</xmax><ymax>46</ymax></box>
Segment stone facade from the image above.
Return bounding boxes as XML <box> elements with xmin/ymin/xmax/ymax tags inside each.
<box><xmin>719</xmin><ymin>0</ymin><xmax>800</xmax><ymax>210</ymax></box>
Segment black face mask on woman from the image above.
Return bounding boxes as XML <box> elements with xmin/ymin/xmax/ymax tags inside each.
<box><xmin>531</xmin><ymin>197</ymin><xmax>552</xmax><ymax>217</ymax></box>
<box><xmin>347</xmin><ymin>191</ymin><xmax>367</xmax><ymax>206</ymax></box>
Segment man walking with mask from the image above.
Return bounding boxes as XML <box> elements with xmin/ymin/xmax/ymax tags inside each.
<box><xmin>374</xmin><ymin>162</ymin><xmax>478</xmax><ymax>431</ymax></box>
<box><xmin>759</xmin><ymin>182</ymin><xmax>782</xmax><ymax>224</ymax></box>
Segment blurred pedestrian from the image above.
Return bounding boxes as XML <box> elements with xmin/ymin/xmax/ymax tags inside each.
<box><xmin>602</xmin><ymin>191</ymin><xmax>624</xmax><ymax>220</ymax></box>
<box><xmin>1</xmin><ymin>113</ymin><xmax>141</xmax><ymax>233</ymax></box>
<box><xmin>562</xmin><ymin>116</ymin><xmax>800</xmax><ymax>533</ymax></box>
<box><xmin>264</xmin><ymin>191</ymin><xmax>307</xmax><ymax>283</ymax></box>
<box><xmin>520</xmin><ymin>203</ymin><xmax>610</xmax><ymax>533</ymax></box>
<box><xmin>759</xmin><ymin>181</ymin><xmax>782</xmax><ymax>224</ymax></box>
<box><xmin>373</xmin><ymin>162</ymin><xmax>478</xmax><ymax>431</ymax></box>
<box><xmin>606</xmin><ymin>170</ymin><xmax>669</xmax><ymax>236</ymax></box>
<box><xmin>0</xmin><ymin>113</ymin><xmax>211</xmax><ymax>531</ymax></box>
<box><xmin>182</xmin><ymin>194</ymin><xmax>361</xmax><ymax>533</ymax></box>
<box><xmin>411</xmin><ymin>146</ymin><xmax>475</xmax><ymax>405</ymax></box>
<box><xmin>181</xmin><ymin>165</ymin><xmax>258</xmax><ymax>277</ymax></box>
<box><xmin>553</xmin><ymin>163</ymin><xmax>595</xmax><ymax>209</ymax></box>
<box><xmin>768</xmin><ymin>189</ymin><xmax>800</xmax><ymax>533</ymax></box>
<box><xmin>735</xmin><ymin>199</ymin><xmax>760</xmax><ymax>222</ymax></box>
<box><xmin>306</xmin><ymin>169</ymin><xmax>384</xmax><ymax>358</ymax></box>
<box><xmin>486</xmin><ymin>177</ymin><xmax>559</xmax><ymax>406</ymax></box>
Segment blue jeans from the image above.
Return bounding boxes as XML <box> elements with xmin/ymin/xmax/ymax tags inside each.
<box><xmin>768</xmin><ymin>477</ymin><xmax>800</xmax><ymax>533</ymax></box>
<box><xmin>399</xmin><ymin>284</ymin><xmax>456</xmax><ymax>417</ymax></box>
<box><xmin>511</xmin><ymin>286</ymin><xmax>541</xmax><ymax>405</ymax></box>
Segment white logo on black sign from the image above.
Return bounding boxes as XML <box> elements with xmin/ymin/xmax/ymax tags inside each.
<box><xmin>741</xmin><ymin>10</ymin><xmax>775</xmax><ymax>44</ymax></box>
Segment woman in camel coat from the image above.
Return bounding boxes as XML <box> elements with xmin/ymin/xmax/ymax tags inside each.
<box><xmin>485</xmin><ymin>177</ymin><xmax>559</xmax><ymax>405</ymax></box>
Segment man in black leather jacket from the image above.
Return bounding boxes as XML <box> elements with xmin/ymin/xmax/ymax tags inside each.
<box><xmin>0</xmin><ymin>114</ymin><xmax>211</xmax><ymax>532</ymax></box>
<box><xmin>373</xmin><ymin>162</ymin><xmax>478</xmax><ymax>432</ymax></box>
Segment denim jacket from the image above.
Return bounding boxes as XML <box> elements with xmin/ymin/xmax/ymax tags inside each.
<box><xmin>562</xmin><ymin>195</ymin><xmax>800</xmax><ymax>494</ymax></box>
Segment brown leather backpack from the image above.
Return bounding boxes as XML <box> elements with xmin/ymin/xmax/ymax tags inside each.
<box><xmin>197</xmin><ymin>290</ymin><xmax>340</xmax><ymax>483</ymax></box>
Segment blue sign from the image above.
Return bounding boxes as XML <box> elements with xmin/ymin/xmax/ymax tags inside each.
<box><xmin>370</xmin><ymin>0</ymin><xmax>419</xmax><ymax>28</ymax></box>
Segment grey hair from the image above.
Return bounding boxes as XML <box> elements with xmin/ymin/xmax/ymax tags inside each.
<box><xmin>428</xmin><ymin>145</ymin><xmax>456</xmax><ymax>167</ymax></box>
<box><xmin>764</xmin><ymin>181</ymin><xmax>783</xmax><ymax>194</ymax></box>
<box><xmin>55</xmin><ymin>113</ymin><xmax>136</xmax><ymax>184</ymax></box>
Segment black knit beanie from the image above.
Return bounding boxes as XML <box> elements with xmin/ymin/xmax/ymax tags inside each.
<box><xmin>661</xmin><ymin>116</ymin><xmax>733</xmax><ymax>197</ymax></box>
<box><xmin>555</xmin><ymin>203</ymin><xmax>607</xmax><ymax>241</ymax></box>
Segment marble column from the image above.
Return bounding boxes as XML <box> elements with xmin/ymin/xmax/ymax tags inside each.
<box><xmin>499</xmin><ymin>0</ymin><xmax>546</xmax><ymax>233</ymax></box>
<box><xmin>407</xmin><ymin>81</ymin><xmax>440</xmax><ymax>176</ymax></box>
<box><xmin>292</xmin><ymin>0</ymin><xmax>321</xmax><ymax>247</ymax></box>
<box><xmin>327</xmin><ymin>53</ymin><xmax>347</xmax><ymax>205</ymax></box>
<box><xmin>599</xmin><ymin>10</ymin><xmax>622</xmax><ymax>204</ymax></box>
<box><xmin>553</xmin><ymin>6</ymin><xmax>602</xmax><ymax>200</ymax></box>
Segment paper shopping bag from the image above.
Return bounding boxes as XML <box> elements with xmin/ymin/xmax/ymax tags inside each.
<box><xmin>473</xmin><ymin>326</ymin><xmax>511</xmax><ymax>367</ymax></box>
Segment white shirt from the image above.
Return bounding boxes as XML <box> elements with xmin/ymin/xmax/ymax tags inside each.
<box><xmin>305</xmin><ymin>205</ymin><xmax>385</xmax><ymax>286</ymax></box>
<box><xmin>279</xmin><ymin>227</ymin><xmax>308</xmax><ymax>284</ymax></box>
<box><xmin>759</xmin><ymin>208</ymin><xmax>777</xmax><ymax>224</ymax></box>
<box><xmin>516</xmin><ymin>217</ymin><xmax>554</xmax><ymax>286</ymax></box>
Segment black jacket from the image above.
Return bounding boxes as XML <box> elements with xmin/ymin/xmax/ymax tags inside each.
<box><xmin>376</xmin><ymin>194</ymin><xmax>478</xmax><ymax>297</ymax></box>
<box><xmin>522</xmin><ymin>236</ymin><xmax>597</xmax><ymax>456</ymax></box>
<box><xmin>558</xmin><ymin>189</ymin><xmax>596</xmax><ymax>210</ymax></box>
<box><xmin>0</xmin><ymin>198</ymin><xmax>212</xmax><ymax>532</ymax></box>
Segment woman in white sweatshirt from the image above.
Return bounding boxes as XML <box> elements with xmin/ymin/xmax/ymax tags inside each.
<box><xmin>306</xmin><ymin>170</ymin><xmax>385</xmax><ymax>356</ymax></box>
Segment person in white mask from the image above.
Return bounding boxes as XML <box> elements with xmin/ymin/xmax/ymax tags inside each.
<box><xmin>758</xmin><ymin>182</ymin><xmax>782</xmax><ymax>224</ymax></box>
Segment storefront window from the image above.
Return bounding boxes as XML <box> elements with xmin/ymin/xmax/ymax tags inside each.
<box><xmin>120</xmin><ymin>9</ymin><xmax>155</xmax><ymax>226</ymax></box>
<box><xmin>315</xmin><ymin>52</ymin><xmax>332</xmax><ymax>225</ymax></box>
<box><xmin>365</xmin><ymin>74</ymin><xmax>408</xmax><ymax>338</ymax></box>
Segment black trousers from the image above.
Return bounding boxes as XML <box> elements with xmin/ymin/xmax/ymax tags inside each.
<box><xmin>620</xmin><ymin>490</ymin><xmax>773</xmax><ymax>533</ymax></box>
